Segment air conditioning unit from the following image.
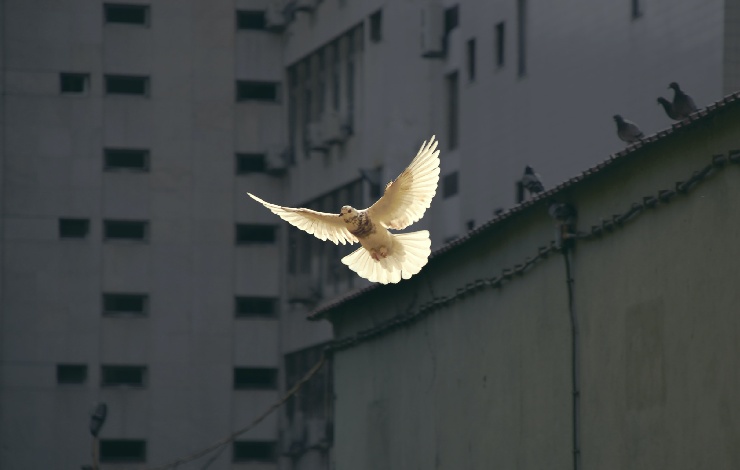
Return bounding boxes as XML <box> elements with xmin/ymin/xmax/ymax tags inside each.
<box><xmin>322</xmin><ymin>112</ymin><xmax>346</xmax><ymax>144</ymax></box>
<box><xmin>420</xmin><ymin>4</ymin><xmax>445</xmax><ymax>58</ymax></box>
<box><xmin>265</xmin><ymin>0</ymin><xmax>286</xmax><ymax>32</ymax></box>
<box><xmin>265</xmin><ymin>146</ymin><xmax>288</xmax><ymax>174</ymax></box>
<box><xmin>307</xmin><ymin>121</ymin><xmax>328</xmax><ymax>151</ymax></box>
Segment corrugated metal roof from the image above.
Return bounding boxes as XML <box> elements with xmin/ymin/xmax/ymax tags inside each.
<box><xmin>308</xmin><ymin>90</ymin><xmax>740</xmax><ymax>320</ymax></box>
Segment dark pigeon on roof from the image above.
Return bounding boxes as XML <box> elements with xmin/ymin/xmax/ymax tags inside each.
<box><xmin>519</xmin><ymin>165</ymin><xmax>544</xmax><ymax>201</ymax></box>
<box><xmin>613</xmin><ymin>114</ymin><xmax>644</xmax><ymax>143</ymax></box>
<box><xmin>657</xmin><ymin>97</ymin><xmax>681</xmax><ymax>120</ymax></box>
<box><xmin>669</xmin><ymin>82</ymin><xmax>697</xmax><ymax>119</ymax></box>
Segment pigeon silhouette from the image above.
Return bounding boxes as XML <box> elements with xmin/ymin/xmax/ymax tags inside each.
<box><xmin>669</xmin><ymin>82</ymin><xmax>697</xmax><ymax>119</ymax></box>
<box><xmin>613</xmin><ymin>114</ymin><xmax>644</xmax><ymax>143</ymax></box>
<box><xmin>657</xmin><ymin>97</ymin><xmax>681</xmax><ymax>121</ymax></box>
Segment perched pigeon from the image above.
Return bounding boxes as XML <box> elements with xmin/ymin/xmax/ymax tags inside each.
<box><xmin>521</xmin><ymin>165</ymin><xmax>544</xmax><ymax>194</ymax></box>
<box><xmin>669</xmin><ymin>82</ymin><xmax>697</xmax><ymax>119</ymax></box>
<box><xmin>657</xmin><ymin>97</ymin><xmax>681</xmax><ymax>121</ymax></box>
<box><xmin>248</xmin><ymin>136</ymin><xmax>440</xmax><ymax>284</ymax></box>
<box><xmin>613</xmin><ymin>114</ymin><xmax>644</xmax><ymax>143</ymax></box>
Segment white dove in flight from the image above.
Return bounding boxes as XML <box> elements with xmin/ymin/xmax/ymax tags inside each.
<box><xmin>247</xmin><ymin>136</ymin><xmax>441</xmax><ymax>284</ymax></box>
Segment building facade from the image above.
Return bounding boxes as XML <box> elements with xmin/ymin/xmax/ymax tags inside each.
<box><xmin>1</xmin><ymin>0</ymin><xmax>739</xmax><ymax>469</ymax></box>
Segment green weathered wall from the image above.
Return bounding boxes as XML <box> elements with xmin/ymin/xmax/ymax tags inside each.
<box><xmin>327</xmin><ymin>104</ymin><xmax>740</xmax><ymax>469</ymax></box>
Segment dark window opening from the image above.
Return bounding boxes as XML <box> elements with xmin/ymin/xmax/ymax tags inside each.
<box><xmin>60</xmin><ymin>73</ymin><xmax>89</xmax><ymax>93</ymax></box>
<box><xmin>100</xmin><ymin>439</ymin><xmax>147</xmax><ymax>463</ymax></box>
<box><xmin>59</xmin><ymin>218</ymin><xmax>90</xmax><ymax>239</ymax></box>
<box><xmin>237</xmin><ymin>81</ymin><xmax>279</xmax><ymax>102</ymax></box>
<box><xmin>233</xmin><ymin>367</ymin><xmax>278</xmax><ymax>390</ymax></box>
<box><xmin>105</xmin><ymin>75</ymin><xmax>149</xmax><ymax>96</ymax></box>
<box><xmin>237</xmin><ymin>10</ymin><xmax>266</xmax><ymax>30</ymax></box>
<box><xmin>443</xmin><ymin>172</ymin><xmax>459</xmax><ymax>198</ymax></box>
<box><xmin>446</xmin><ymin>72</ymin><xmax>459</xmax><ymax>150</ymax></box>
<box><xmin>236</xmin><ymin>297</ymin><xmax>278</xmax><ymax>318</ymax></box>
<box><xmin>101</xmin><ymin>365</ymin><xmax>146</xmax><ymax>387</ymax></box>
<box><xmin>236</xmin><ymin>224</ymin><xmax>276</xmax><ymax>244</ymax></box>
<box><xmin>233</xmin><ymin>441</ymin><xmax>277</xmax><ymax>463</ymax></box>
<box><xmin>517</xmin><ymin>0</ymin><xmax>527</xmax><ymax>77</ymax></box>
<box><xmin>369</xmin><ymin>10</ymin><xmax>382</xmax><ymax>42</ymax></box>
<box><xmin>104</xmin><ymin>148</ymin><xmax>149</xmax><ymax>171</ymax></box>
<box><xmin>57</xmin><ymin>364</ymin><xmax>88</xmax><ymax>384</ymax></box>
<box><xmin>104</xmin><ymin>4</ymin><xmax>149</xmax><ymax>25</ymax></box>
<box><xmin>631</xmin><ymin>0</ymin><xmax>642</xmax><ymax>19</ymax></box>
<box><xmin>103</xmin><ymin>220</ymin><xmax>148</xmax><ymax>241</ymax></box>
<box><xmin>103</xmin><ymin>293</ymin><xmax>148</xmax><ymax>315</ymax></box>
<box><xmin>467</xmin><ymin>38</ymin><xmax>476</xmax><ymax>81</ymax></box>
<box><xmin>495</xmin><ymin>22</ymin><xmax>505</xmax><ymax>67</ymax></box>
<box><xmin>236</xmin><ymin>153</ymin><xmax>267</xmax><ymax>174</ymax></box>
<box><xmin>444</xmin><ymin>5</ymin><xmax>459</xmax><ymax>34</ymax></box>
<box><xmin>466</xmin><ymin>219</ymin><xmax>475</xmax><ymax>231</ymax></box>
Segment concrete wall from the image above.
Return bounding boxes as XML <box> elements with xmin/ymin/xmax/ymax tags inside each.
<box><xmin>325</xmin><ymin>102</ymin><xmax>740</xmax><ymax>469</ymax></box>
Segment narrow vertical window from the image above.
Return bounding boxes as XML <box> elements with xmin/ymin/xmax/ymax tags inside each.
<box><xmin>495</xmin><ymin>22</ymin><xmax>505</xmax><ymax>67</ymax></box>
<box><xmin>346</xmin><ymin>32</ymin><xmax>355</xmax><ymax>132</ymax></box>
<box><xmin>466</xmin><ymin>38</ymin><xmax>476</xmax><ymax>82</ymax></box>
<box><xmin>631</xmin><ymin>0</ymin><xmax>642</xmax><ymax>19</ymax></box>
<box><xmin>369</xmin><ymin>10</ymin><xmax>382</xmax><ymax>42</ymax></box>
<box><xmin>446</xmin><ymin>72</ymin><xmax>459</xmax><ymax>150</ymax></box>
<box><xmin>444</xmin><ymin>5</ymin><xmax>459</xmax><ymax>34</ymax></box>
<box><xmin>443</xmin><ymin>172</ymin><xmax>459</xmax><ymax>198</ymax></box>
<box><xmin>331</xmin><ymin>42</ymin><xmax>340</xmax><ymax>111</ymax></box>
<box><xmin>317</xmin><ymin>51</ymin><xmax>326</xmax><ymax>115</ymax></box>
<box><xmin>517</xmin><ymin>0</ymin><xmax>527</xmax><ymax>77</ymax></box>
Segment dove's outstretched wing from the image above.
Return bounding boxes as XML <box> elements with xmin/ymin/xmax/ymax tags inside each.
<box><xmin>366</xmin><ymin>136</ymin><xmax>441</xmax><ymax>230</ymax></box>
<box><xmin>247</xmin><ymin>193</ymin><xmax>358</xmax><ymax>245</ymax></box>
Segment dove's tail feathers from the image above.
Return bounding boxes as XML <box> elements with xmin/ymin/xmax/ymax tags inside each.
<box><xmin>341</xmin><ymin>230</ymin><xmax>431</xmax><ymax>284</ymax></box>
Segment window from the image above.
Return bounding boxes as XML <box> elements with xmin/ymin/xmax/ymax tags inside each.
<box><xmin>466</xmin><ymin>220</ymin><xmax>475</xmax><ymax>231</ymax></box>
<box><xmin>103</xmin><ymin>293</ymin><xmax>148</xmax><ymax>316</ymax></box>
<box><xmin>60</xmin><ymin>73</ymin><xmax>89</xmax><ymax>93</ymax></box>
<box><xmin>330</xmin><ymin>42</ymin><xmax>340</xmax><ymax>111</ymax></box>
<box><xmin>236</xmin><ymin>224</ymin><xmax>276</xmax><ymax>244</ymax></box>
<box><xmin>59</xmin><ymin>218</ymin><xmax>90</xmax><ymax>239</ymax></box>
<box><xmin>369</xmin><ymin>10</ymin><xmax>382</xmax><ymax>42</ymax></box>
<box><xmin>237</xmin><ymin>10</ymin><xmax>266</xmax><ymax>30</ymax></box>
<box><xmin>101</xmin><ymin>365</ymin><xmax>147</xmax><ymax>387</ymax></box>
<box><xmin>105</xmin><ymin>75</ymin><xmax>149</xmax><ymax>96</ymax></box>
<box><xmin>631</xmin><ymin>0</ymin><xmax>642</xmax><ymax>19</ymax></box>
<box><xmin>444</xmin><ymin>5</ymin><xmax>459</xmax><ymax>34</ymax></box>
<box><xmin>235</xmin><ymin>296</ymin><xmax>278</xmax><ymax>318</ymax></box>
<box><xmin>517</xmin><ymin>0</ymin><xmax>527</xmax><ymax>77</ymax></box>
<box><xmin>233</xmin><ymin>367</ymin><xmax>278</xmax><ymax>390</ymax></box>
<box><xmin>446</xmin><ymin>72</ymin><xmax>459</xmax><ymax>150</ymax></box>
<box><xmin>443</xmin><ymin>172</ymin><xmax>459</xmax><ymax>198</ymax></box>
<box><xmin>495</xmin><ymin>22</ymin><xmax>505</xmax><ymax>67</ymax></box>
<box><xmin>104</xmin><ymin>4</ymin><xmax>149</xmax><ymax>25</ymax></box>
<box><xmin>57</xmin><ymin>364</ymin><xmax>87</xmax><ymax>384</ymax></box>
<box><xmin>104</xmin><ymin>148</ymin><xmax>149</xmax><ymax>171</ymax></box>
<box><xmin>100</xmin><ymin>439</ymin><xmax>147</xmax><ymax>463</ymax></box>
<box><xmin>233</xmin><ymin>441</ymin><xmax>277</xmax><ymax>463</ymax></box>
<box><xmin>236</xmin><ymin>153</ymin><xmax>266</xmax><ymax>174</ymax></box>
<box><xmin>103</xmin><ymin>220</ymin><xmax>148</xmax><ymax>241</ymax></box>
<box><xmin>236</xmin><ymin>81</ymin><xmax>280</xmax><ymax>102</ymax></box>
<box><xmin>466</xmin><ymin>38</ymin><xmax>476</xmax><ymax>82</ymax></box>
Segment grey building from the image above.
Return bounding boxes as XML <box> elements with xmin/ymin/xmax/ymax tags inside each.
<box><xmin>1</xmin><ymin>0</ymin><xmax>739</xmax><ymax>469</ymax></box>
<box><xmin>311</xmin><ymin>93</ymin><xmax>740</xmax><ymax>470</ymax></box>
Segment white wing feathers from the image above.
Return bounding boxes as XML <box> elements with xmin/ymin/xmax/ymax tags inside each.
<box><xmin>367</xmin><ymin>136</ymin><xmax>441</xmax><ymax>230</ymax></box>
<box><xmin>246</xmin><ymin>193</ymin><xmax>358</xmax><ymax>245</ymax></box>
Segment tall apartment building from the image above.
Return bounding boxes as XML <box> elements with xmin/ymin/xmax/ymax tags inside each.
<box><xmin>1</xmin><ymin>0</ymin><xmax>738</xmax><ymax>469</ymax></box>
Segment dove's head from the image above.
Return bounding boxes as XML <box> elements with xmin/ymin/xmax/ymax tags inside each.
<box><xmin>613</xmin><ymin>114</ymin><xmax>624</xmax><ymax>123</ymax></box>
<box><xmin>668</xmin><ymin>82</ymin><xmax>680</xmax><ymax>91</ymax></box>
<box><xmin>339</xmin><ymin>205</ymin><xmax>359</xmax><ymax>222</ymax></box>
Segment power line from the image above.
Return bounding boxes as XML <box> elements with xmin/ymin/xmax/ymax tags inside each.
<box><xmin>143</xmin><ymin>354</ymin><xmax>327</xmax><ymax>470</ymax></box>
